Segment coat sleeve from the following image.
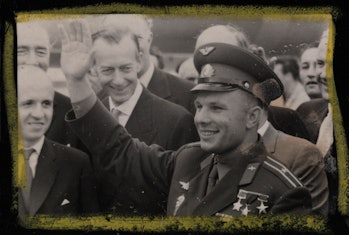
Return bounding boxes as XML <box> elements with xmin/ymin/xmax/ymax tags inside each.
<box><xmin>168</xmin><ymin>111</ymin><xmax>199</xmax><ymax>150</ymax></box>
<box><xmin>66</xmin><ymin>100</ymin><xmax>176</xmax><ymax>197</ymax></box>
<box><xmin>270</xmin><ymin>187</ymin><xmax>312</xmax><ymax>215</ymax></box>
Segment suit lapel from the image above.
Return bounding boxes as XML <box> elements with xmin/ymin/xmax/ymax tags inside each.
<box><xmin>125</xmin><ymin>89</ymin><xmax>157</xmax><ymax>143</ymax></box>
<box><xmin>147</xmin><ymin>68</ymin><xmax>171</xmax><ymax>100</ymax></box>
<box><xmin>29</xmin><ymin>139</ymin><xmax>58</xmax><ymax>215</ymax></box>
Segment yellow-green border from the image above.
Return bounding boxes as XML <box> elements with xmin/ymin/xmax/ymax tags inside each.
<box><xmin>4</xmin><ymin>3</ymin><xmax>347</xmax><ymax>233</ymax></box>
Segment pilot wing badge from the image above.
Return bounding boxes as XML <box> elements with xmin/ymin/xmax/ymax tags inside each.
<box><xmin>199</xmin><ymin>46</ymin><xmax>215</xmax><ymax>56</ymax></box>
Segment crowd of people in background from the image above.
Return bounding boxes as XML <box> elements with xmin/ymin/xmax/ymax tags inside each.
<box><xmin>16</xmin><ymin>14</ymin><xmax>345</xmax><ymax>229</ymax></box>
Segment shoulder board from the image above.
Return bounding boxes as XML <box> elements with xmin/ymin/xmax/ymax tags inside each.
<box><xmin>239</xmin><ymin>162</ymin><xmax>261</xmax><ymax>186</ymax></box>
<box><xmin>263</xmin><ymin>156</ymin><xmax>303</xmax><ymax>188</ymax></box>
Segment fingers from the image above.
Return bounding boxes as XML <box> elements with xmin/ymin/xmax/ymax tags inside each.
<box><xmin>59</xmin><ymin>19</ymin><xmax>91</xmax><ymax>44</ymax></box>
<box><xmin>58</xmin><ymin>24</ymin><xmax>69</xmax><ymax>47</ymax></box>
<box><xmin>80</xmin><ymin>19</ymin><xmax>92</xmax><ymax>46</ymax></box>
<box><xmin>74</xmin><ymin>20</ymin><xmax>83</xmax><ymax>42</ymax></box>
<box><xmin>68</xmin><ymin>20</ymin><xmax>77</xmax><ymax>41</ymax></box>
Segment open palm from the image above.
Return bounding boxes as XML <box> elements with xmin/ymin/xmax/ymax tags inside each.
<box><xmin>59</xmin><ymin>20</ymin><xmax>93</xmax><ymax>80</ymax></box>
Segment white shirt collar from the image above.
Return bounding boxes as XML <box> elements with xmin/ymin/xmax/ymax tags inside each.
<box><xmin>108</xmin><ymin>81</ymin><xmax>143</xmax><ymax>127</ymax></box>
<box><xmin>139</xmin><ymin>62</ymin><xmax>155</xmax><ymax>88</ymax></box>
<box><xmin>24</xmin><ymin>136</ymin><xmax>45</xmax><ymax>178</ymax></box>
<box><xmin>258</xmin><ymin>120</ymin><xmax>270</xmax><ymax>136</ymax></box>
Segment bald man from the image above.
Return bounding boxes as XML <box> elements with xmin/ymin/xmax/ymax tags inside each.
<box><xmin>17</xmin><ymin>22</ymin><xmax>80</xmax><ymax>148</ymax></box>
<box><xmin>17</xmin><ymin>65</ymin><xmax>99</xmax><ymax>220</ymax></box>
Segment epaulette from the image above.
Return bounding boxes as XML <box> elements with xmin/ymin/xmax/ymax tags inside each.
<box><xmin>263</xmin><ymin>156</ymin><xmax>303</xmax><ymax>188</ymax></box>
<box><xmin>239</xmin><ymin>162</ymin><xmax>261</xmax><ymax>186</ymax></box>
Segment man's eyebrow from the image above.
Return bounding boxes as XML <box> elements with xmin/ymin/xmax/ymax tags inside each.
<box><xmin>35</xmin><ymin>46</ymin><xmax>48</xmax><ymax>50</ymax></box>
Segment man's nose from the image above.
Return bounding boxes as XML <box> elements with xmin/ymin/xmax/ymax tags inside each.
<box><xmin>194</xmin><ymin>108</ymin><xmax>210</xmax><ymax>124</ymax></box>
<box><xmin>26</xmin><ymin>51</ymin><xmax>39</xmax><ymax>66</ymax></box>
<box><xmin>31</xmin><ymin>104</ymin><xmax>45</xmax><ymax>118</ymax></box>
<box><xmin>110</xmin><ymin>71</ymin><xmax>123</xmax><ymax>86</ymax></box>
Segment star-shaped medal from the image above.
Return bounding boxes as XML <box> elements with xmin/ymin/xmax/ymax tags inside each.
<box><xmin>256</xmin><ymin>201</ymin><xmax>269</xmax><ymax>214</ymax></box>
<box><xmin>241</xmin><ymin>204</ymin><xmax>251</xmax><ymax>216</ymax></box>
<box><xmin>233</xmin><ymin>198</ymin><xmax>243</xmax><ymax>211</ymax></box>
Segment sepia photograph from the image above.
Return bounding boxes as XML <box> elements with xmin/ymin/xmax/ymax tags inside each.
<box><xmin>1</xmin><ymin>1</ymin><xmax>349</xmax><ymax>234</ymax></box>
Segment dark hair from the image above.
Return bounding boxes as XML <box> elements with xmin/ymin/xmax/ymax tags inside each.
<box><xmin>92</xmin><ymin>26</ymin><xmax>141</xmax><ymax>62</ymax></box>
<box><xmin>299</xmin><ymin>41</ymin><xmax>319</xmax><ymax>58</ymax></box>
<box><xmin>270</xmin><ymin>55</ymin><xmax>300</xmax><ymax>82</ymax></box>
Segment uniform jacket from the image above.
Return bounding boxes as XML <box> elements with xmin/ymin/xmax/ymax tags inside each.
<box><xmin>147</xmin><ymin>68</ymin><xmax>196</xmax><ymax>115</ymax></box>
<box><xmin>296</xmin><ymin>98</ymin><xmax>329</xmax><ymax>144</ymax></box>
<box><xmin>18</xmin><ymin>138</ymin><xmax>99</xmax><ymax>218</ymax></box>
<box><xmin>102</xmin><ymin>88</ymin><xmax>199</xmax><ymax>151</ymax></box>
<box><xmin>67</xmin><ymin>100</ymin><xmax>312</xmax><ymax>217</ymax></box>
<box><xmin>262</xmin><ymin>124</ymin><xmax>328</xmax><ymax>214</ymax></box>
<box><xmin>268</xmin><ymin>105</ymin><xmax>310</xmax><ymax>140</ymax></box>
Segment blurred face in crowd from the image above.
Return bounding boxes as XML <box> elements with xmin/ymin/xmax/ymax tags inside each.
<box><xmin>18</xmin><ymin>66</ymin><xmax>54</xmax><ymax>147</ymax></box>
<box><xmin>317</xmin><ymin>30</ymin><xmax>329</xmax><ymax>100</ymax></box>
<box><xmin>17</xmin><ymin>23</ymin><xmax>50</xmax><ymax>71</ymax></box>
<box><xmin>194</xmin><ymin>89</ymin><xmax>257</xmax><ymax>154</ymax></box>
<box><xmin>92</xmin><ymin>35</ymin><xmax>141</xmax><ymax>105</ymax></box>
<box><xmin>300</xmin><ymin>47</ymin><xmax>322</xmax><ymax>98</ymax></box>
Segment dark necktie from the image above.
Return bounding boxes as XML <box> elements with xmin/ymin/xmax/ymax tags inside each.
<box><xmin>206</xmin><ymin>154</ymin><xmax>218</xmax><ymax>195</ymax></box>
<box><xmin>20</xmin><ymin>148</ymin><xmax>35</xmax><ymax>212</ymax></box>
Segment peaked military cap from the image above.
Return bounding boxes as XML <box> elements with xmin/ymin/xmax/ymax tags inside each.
<box><xmin>191</xmin><ymin>42</ymin><xmax>284</xmax><ymax>105</ymax></box>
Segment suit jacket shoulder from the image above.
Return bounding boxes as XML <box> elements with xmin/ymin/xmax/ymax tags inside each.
<box><xmin>148</xmin><ymin>68</ymin><xmax>196</xmax><ymax>114</ymax></box>
<box><xmin>296</xmin><ymin>98</ymin><xmax>329</xmax><ymax>143</ymax></box>
<box><xmin>268</xmin><ymin>105</ymin><xmax>310</xmax><ymax>140</ymax></box>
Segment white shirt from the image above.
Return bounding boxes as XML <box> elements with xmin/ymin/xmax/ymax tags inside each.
<box><xmin>108</xmin><ymin>81</ymin><xmax>143</xmax><ymax>127</ymax></box>
<box><xmin>139</xmin><ymin>62</ymin><xmax>155</xmax><ymax>88</ymax></box>
<box><xmin>258</xmin><ymin>120</ymin><xmax>270</xmax><ymax>137</ymax></box>
<box><xmin>25</xmin><ymin>136</ymin><xmax>45</xmax><ymax>178</ymax></box>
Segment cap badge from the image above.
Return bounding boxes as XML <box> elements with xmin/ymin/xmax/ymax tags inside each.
<box><xmin>200</xmin><ymin>64</ymin><xmax>215</xmax><ymax>78</ymax></box>
<box><xmin>243</xmin><ymin>81</ymin><xmax>251</xmax><ymax>89</ymax></box>
<box><xmin>199</xmin><ymin>46</ymin><xmax>215</xmax><ymax>56</ymax></box>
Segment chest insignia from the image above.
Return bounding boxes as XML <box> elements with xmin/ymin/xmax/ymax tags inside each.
<box><xmin>179</xmin><ymin>181</ymin><xmax>189</xmax><ymax>191</ymax></box>
<box><xmin>232</xmin><ymin>189</ymin><xmax>269</xmax><ymax>215</ymax></box>
<box><xmin>173</xmin><ymin>194</ymin><xmax>185</xmax><ymax>215</ymax></box>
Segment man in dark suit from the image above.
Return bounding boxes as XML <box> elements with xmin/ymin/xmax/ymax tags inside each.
<box><xmin>90</xmin><ymin>23</ymin><xmax>198</xmax><ymax>151</ymax></box>
<box><xmin>60</xmin><ymin>20</ymin><xmax>312</xmax><ymax>217</ymax></box>
<box><xmin>17</xmin><ymin>65</ymin><xmax>99</xmax><ymax>221</ymax></box>
<box><xmin>98</xmin><ymin>14</ymin><xmax>196</xmax><ymax>115</ymax></box>
<box><xmin>83</xmin><ymin>22</ymin><xmax>198</xmax><ymax>214</ymax></box>
<box><xmin>17</xmin><ymin>22</ymin><xmax>80</xmax><ymax>148</ymax></box>
<box><xmin>297</xmin><ymin>29</ymin><xmax>338</xmax><ymax>217</ymax></box>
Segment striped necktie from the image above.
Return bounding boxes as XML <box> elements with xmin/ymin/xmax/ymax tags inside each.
<box><xmin>111</xmin><ymin>108</ymin><xmax>121</xmax><ymax>122</ymax></box>
<box><xmin>20</xmin><ymin>148</ymin><xmax>35</xmax><ymax>212</ymax></box>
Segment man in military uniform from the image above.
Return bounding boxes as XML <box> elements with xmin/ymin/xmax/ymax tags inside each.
<box><xmin>60</xmin><ymin>20</ymin><xmax>311</xmax><ymax>216</ymax></box>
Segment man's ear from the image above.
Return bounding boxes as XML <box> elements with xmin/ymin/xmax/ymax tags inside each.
<box><xmin>246</xmin><ymin>105</ymin><xmax>262</xmax><ymax>129</ymax></box>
